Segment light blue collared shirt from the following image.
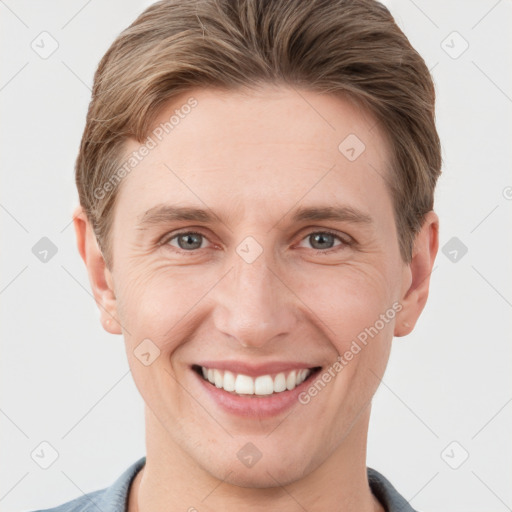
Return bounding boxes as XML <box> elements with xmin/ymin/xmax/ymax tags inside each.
<box><xmin>28</xmin><ymin>456</ymin><xmax>418</xmax><ymax>512</ymax></box>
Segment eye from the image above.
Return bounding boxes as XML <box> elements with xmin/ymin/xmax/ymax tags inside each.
<box><xmin>164</xmin><ymin>231</ymin><xmax>211</xmax><ymax>252</ymax></box>
<box><xmin>160</xmin><ymin>229</ymin><xmax>353</xmax><ymax>256</ymax></box>
<box><xmin>297</xmin><ymin>230</ymin><xmax>352</xmax><ymax>253</ymax></box>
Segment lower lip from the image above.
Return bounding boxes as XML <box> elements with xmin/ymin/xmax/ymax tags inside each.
<box><xmin>192</xmin><ymin>368</ymin><xmax>321</xmax><ymax>418</ymax></box>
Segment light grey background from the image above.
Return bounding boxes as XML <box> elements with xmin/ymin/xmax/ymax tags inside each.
<box><xmin>1</xmin><ymin>1</ymin><xmax>511</xmax><ymax>511</ymax></box>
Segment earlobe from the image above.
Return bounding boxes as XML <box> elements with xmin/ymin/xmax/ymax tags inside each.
<box><xmin>394</xmin><ymin>211</ymin><xmax>439</xmax><ymax>337</ymax></box>
<box><xmin>72</xmin><ymin>205</ymin><xmax>122</xmax><ymax>335</ymax></box>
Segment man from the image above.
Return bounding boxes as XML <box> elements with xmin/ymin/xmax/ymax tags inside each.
<box><xmin>33</xmin><ymin>0</ymin><xmax>441</xmax><ymax>510</ymax></box>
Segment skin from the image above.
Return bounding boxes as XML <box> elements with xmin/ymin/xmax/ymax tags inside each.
<box><xmin>74</xmin><ymin>85</ymin><xmax>438</xmax><ymax>512</ymax></box>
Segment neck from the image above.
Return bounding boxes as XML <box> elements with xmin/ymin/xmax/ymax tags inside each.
<box><xmin>129</xmin><ymin>406</ymin><xmax>384</xmax><ymax>512</ymax></box>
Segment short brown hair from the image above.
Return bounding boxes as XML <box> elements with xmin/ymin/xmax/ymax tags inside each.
<box><xmin>75</xmin><ymin>0</ymin><xmax>442</xmax><ymax>269</ymax></box>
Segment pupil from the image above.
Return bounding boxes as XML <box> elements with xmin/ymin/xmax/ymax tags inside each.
<box><xmin>312</xmin><ymin>233</ymin><xmax>333</xmax><ymax>249</ymax></box>
<box><xmin>180</xmin><ymin>233</ymin><xmax>201</xmax><ymax>250</ymax></box>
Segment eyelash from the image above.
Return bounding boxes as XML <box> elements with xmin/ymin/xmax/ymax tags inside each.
<box><xmin>158</xmin><ymin>229</ymin><xmax>354</xmax><ymax>256</ymax></box>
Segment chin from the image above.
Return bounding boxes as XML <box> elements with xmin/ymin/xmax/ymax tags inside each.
<box><xmin>218</xmin><ymin>464</ymin><xmax>304</xmax><ymax>489</ymax></box>
<box><xmin>199</xmin><ymin>450</ymin><xmax>312</xmax><ymax>489</ymax></box>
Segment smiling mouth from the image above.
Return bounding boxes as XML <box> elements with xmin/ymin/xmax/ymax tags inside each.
<box><xmin>192</xmin><ymin>364</ymin><xmax>322</xmax><ymax>396</ymax></box>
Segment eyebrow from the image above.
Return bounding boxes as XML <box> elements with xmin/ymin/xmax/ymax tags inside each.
<box><xmin>137</xmin><ymin>204</ymin><xmax>373</xmax><ymax>229</ymax></box>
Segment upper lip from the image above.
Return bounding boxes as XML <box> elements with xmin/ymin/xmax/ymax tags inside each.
<box><xmin>193</xmin><ymin>360</ymin><xmax>322</xmax><ymax>377</ymax></box>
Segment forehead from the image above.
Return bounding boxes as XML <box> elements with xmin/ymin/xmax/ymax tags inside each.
<box><xmin>144</xmin><ymin>85</ymin><xmax>389</xmax><ymax>166</ymax></box>
<box><xmin>114</xmin><ymin>85</ymin><xmax>393</xmax><ymax>226</ymax></box>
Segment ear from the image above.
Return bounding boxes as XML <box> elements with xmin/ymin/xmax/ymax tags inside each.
<box><xmin>73</xmin><ymin>205</ymin><xmax>122</xmax><ymax>335</ymax></box>
<box><xmin>394</xmin><ymin>210</ymin><xmax>439</xmax><ymax>337</ymax></box>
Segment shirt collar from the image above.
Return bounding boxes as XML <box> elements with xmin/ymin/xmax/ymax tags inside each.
<box><xmin>95</xmin><ymin>456</ymin><xmax>417</xmax><ymax>512</ymax></box>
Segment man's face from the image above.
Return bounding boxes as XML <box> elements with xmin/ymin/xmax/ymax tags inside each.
<box><xmin>100</xmin><ymin>86</ymin><xmax>413</xmax><ymax>486</ymax></box>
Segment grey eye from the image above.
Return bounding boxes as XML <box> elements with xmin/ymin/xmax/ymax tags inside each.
<box><xmin>307</xmin><ymin>232</ymin><xmax>340</xmax><ymax>250</ymax></box>
<box><xmin>170</xmin><ymin>232</ymin><xmax>204</xmax><ymax>250</ymax></box>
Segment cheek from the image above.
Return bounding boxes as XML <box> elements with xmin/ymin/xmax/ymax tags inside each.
<box><xmin>115</xmin><ymin>263</ymin><xmax>207</xmax><ymax>351</ymax></box>
<box><xmin>299</xmin><ymin>263</ymin><xmax>398</xmax><ymax>347</ymax></box>
<box><xmin>115</xmin><ymin>265</ymin><xmax>196</xmax><ymax>409</ymax></box>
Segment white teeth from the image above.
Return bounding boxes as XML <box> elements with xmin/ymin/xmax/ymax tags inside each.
<box><xmin>286</xmin><ymin>370</ymin><xmax>297</xmax><ymax>390</ymax></box>
<box><xmin>223</xmin><ymin>370</ymin><xmax>236</xmax><ymax>392</ymax></box>
<box><xmin>254</xmin><ymin>375</ymin><xmax>274</xmax><ymax>395</ymax></box>
<box><xmin>274</xmin><ymin>372</ymin><xmax>287</xmax><ymax>392</ymax></box>
<box><xmin>214</xmin><ymin>369</ymin><xmax>223</xmax><ymax>388</ymax></box>
<box><xmin>297</xmin><ymin>369</ymin><xmax>308</xmax><ymax>385</ymax></box>
<box><xmin>235</xmin><ymin>374</ymin><xmax>254</xmax><ymax>394</ymax></box>
<box><xmin>199</xmin><ymin>366</ymin><xmax>314</xmax><ymax>396</ymax></box>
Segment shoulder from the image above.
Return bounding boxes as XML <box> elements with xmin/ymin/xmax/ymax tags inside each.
<box><xmin>367</xmin><ymin>466</ymin><xmax>419</xmax><ymax>512</ymax></box>
<box><xmin>25</xmin><ymin>488</ymin><xmax>106</xmax><ymax>512</ymax></box>
<box><xmin>25</xmin><ymin>456</ymin><xmax>146</xmax><ymax>512</ymax></box>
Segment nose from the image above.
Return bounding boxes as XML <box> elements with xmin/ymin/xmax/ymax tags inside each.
<box><xmin>212</xmin><ymin>246</ymin><xmax>297</xmax><ymax>349</ymax></box>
